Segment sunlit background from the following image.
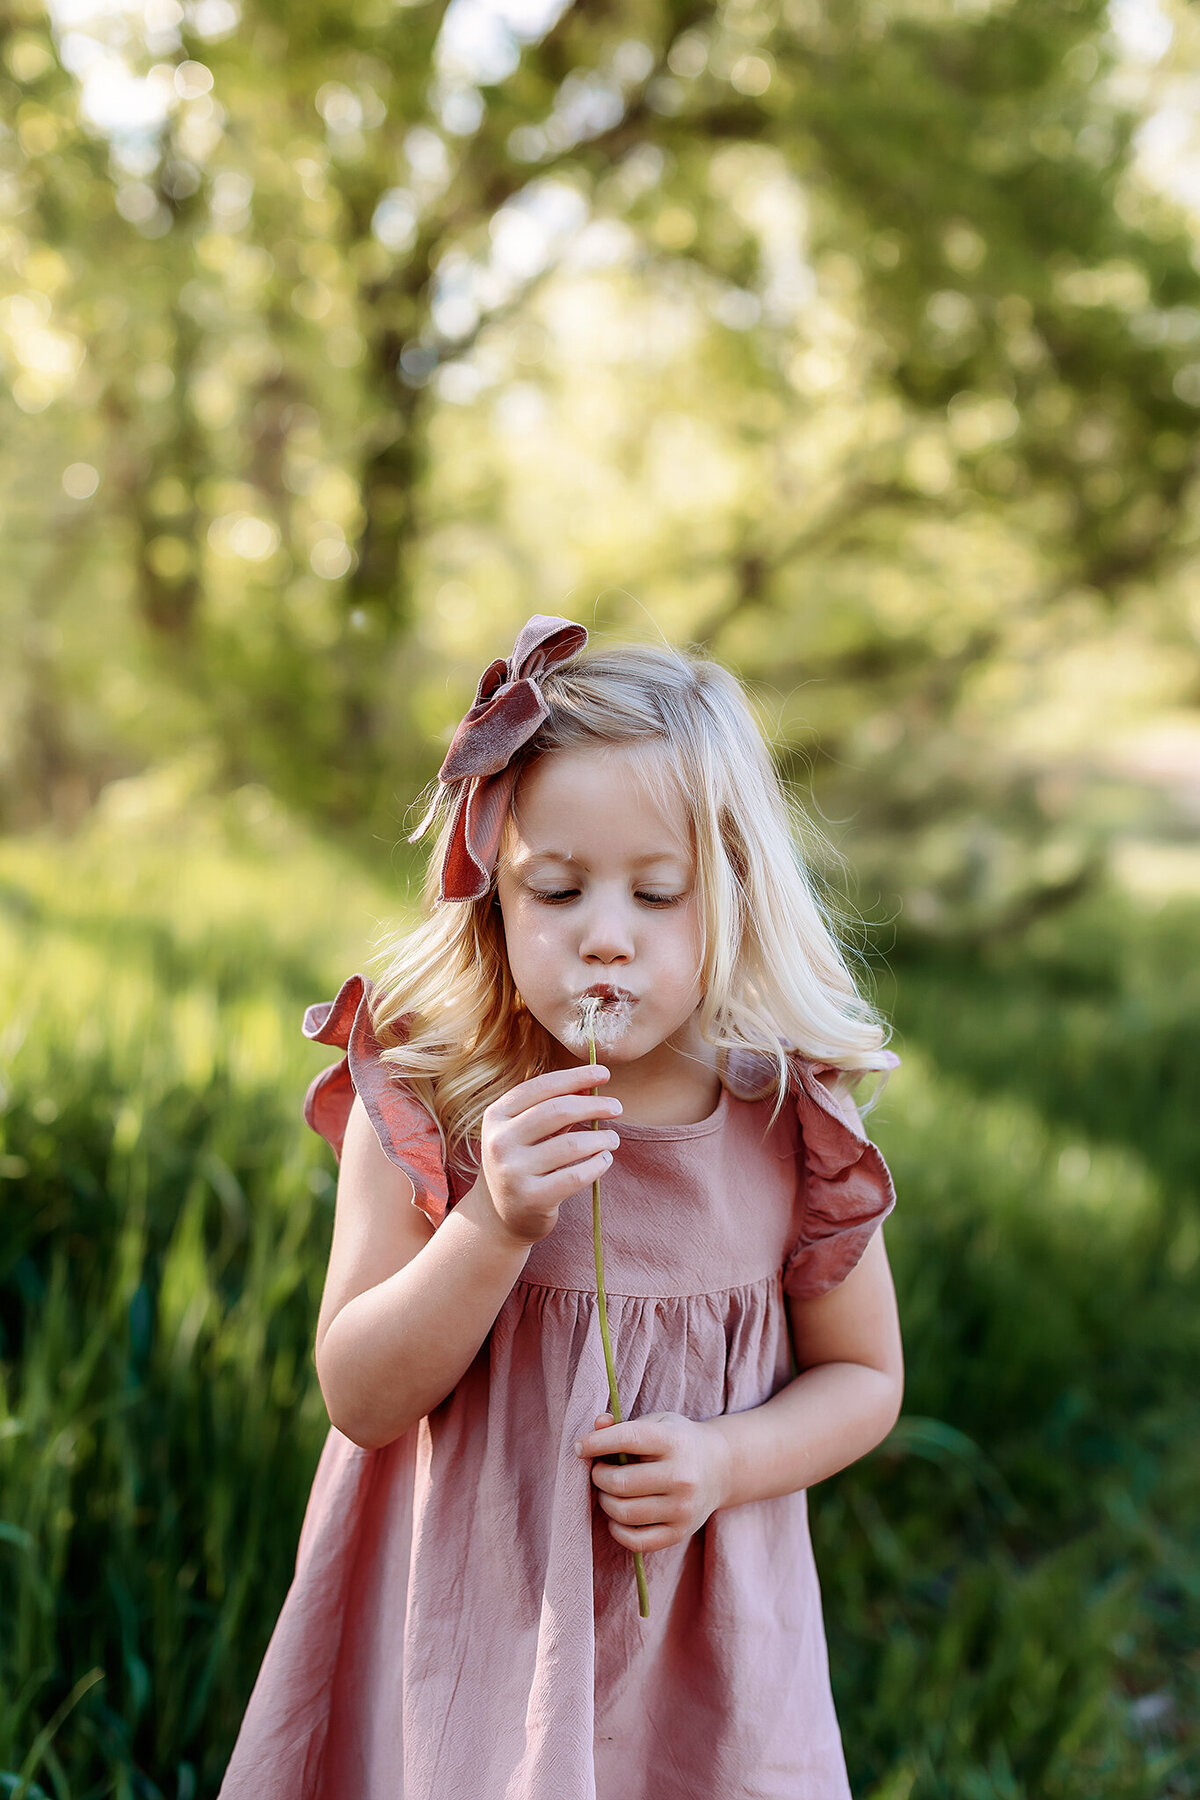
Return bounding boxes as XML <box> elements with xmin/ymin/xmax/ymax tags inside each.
<box><xmin>2</xmin><ymin>0</ymin><xmax>1199</xmax><ymax>1793</ymax></box>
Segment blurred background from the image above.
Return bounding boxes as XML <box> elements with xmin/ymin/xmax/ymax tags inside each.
<box><xmin>1</xmin><ymin>0</ymin><xmax>1199</xmax><ymax>1792</ymax></box>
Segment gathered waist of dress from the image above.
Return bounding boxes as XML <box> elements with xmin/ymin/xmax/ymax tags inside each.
<box><xmin>513</xmin><ymin>1265</ymin><xmax>786</xmax><ymax>1303</ymax></box>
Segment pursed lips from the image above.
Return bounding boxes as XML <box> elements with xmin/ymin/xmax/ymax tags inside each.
<box><xmin>579</xmin><ymin>984</ymin><xmax>636</xmax><ymax>1007</ymax></box>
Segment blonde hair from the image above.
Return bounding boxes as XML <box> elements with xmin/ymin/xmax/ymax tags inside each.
<box><xmin>371</xmin><ymin>641</ymin><xmax>890</xmax><ymax>1167</ymax></box>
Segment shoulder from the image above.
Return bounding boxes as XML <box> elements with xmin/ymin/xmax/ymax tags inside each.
<box><xmin>303</xmin><ymin>973</ymin><xmax>451</xmax><ymax>1226</ymax></box>
<box><xmin>784</xmin><ymin>1057</ymin><xmax>897</xmax><ymax>1299</ymax></box>
<box><xmin>716</xmin><ymin>1040</ymin><xmax>898</xmax><ymax>1297</ymax></box>
<box><xmin>719</xmin><ymin>1043</ymin><xmax>892</xmax><ymax>1136</ymax></box>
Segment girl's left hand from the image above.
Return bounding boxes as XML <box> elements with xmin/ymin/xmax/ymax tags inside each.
<box><xmin>575</xmin><ymin>1412</ymin><xmax>730</xmax><ymax>1554</ymax></box>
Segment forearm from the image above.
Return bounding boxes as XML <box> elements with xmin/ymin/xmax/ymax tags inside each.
<box><xmin>706</xmin><ymin>1359</ymin><xmax>903</xmax><ymax>1509</ymax></box>
<box><xmin>317</xmin><ymin>1184</ymin><xmax>529</xmax><ymax>1449</ymax></box>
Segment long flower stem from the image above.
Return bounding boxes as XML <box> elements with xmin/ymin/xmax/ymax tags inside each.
<box><xmin>589</xmin><ymin>1027</ymin><xmax>650</xmax><ymax>1620</ymax></box>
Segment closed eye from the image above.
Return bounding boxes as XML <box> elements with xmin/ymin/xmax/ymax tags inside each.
<box><xmin>527</xmin><ymin>887</ymin><xmax>685</xmax><ymax>907</ymax></box>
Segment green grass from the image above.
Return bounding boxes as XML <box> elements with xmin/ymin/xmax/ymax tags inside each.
<box><xmin>1</xmin><ymin>794</ymin><xmax>1197</xmax><ymax>1797</ymax></box>
<box><xmin>0</xmin><ymin>782</ymin><xmax>388</xmax><ymax>1799</ymax></box>
<box><xmin>828</xmin><ymin>901</ymin><xmax>1200</xmax><ymax>1796</ymax></box>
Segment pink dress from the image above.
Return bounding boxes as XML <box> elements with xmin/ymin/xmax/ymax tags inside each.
<box><xmin>219</xmin><ymin>975</ymin><xmax>897</xmax><ymax>1800</ymax></box>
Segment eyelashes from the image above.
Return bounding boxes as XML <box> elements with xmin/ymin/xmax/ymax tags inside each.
<box><xmin>526</xmin><ymin>888</ymin><xmax>686</xmax><ymax>909</ymax></box>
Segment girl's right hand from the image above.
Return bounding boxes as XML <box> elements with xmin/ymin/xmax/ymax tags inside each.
<box><xmin>473</xmin><ymin>1065</ymin><xmax>621</xmax><ymax>1247</ymax></box>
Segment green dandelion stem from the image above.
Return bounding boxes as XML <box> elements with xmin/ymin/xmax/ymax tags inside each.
<box><xmin>589</xmin><ymin>1023</ymin><xmax>650</xmax><ymax>1621</ymax></box>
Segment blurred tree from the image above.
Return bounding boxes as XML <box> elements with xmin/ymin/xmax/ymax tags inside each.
<box><xmin>1</xmin><ymin>0</ymin><xmax>1198</xmax><ymax>923</ymax></box>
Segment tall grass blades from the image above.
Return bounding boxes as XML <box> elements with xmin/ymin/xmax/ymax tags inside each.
<box><xmin>0</xmin><ymin>786</ymin><xmax>392</xmax><ymax>1798</ymax></box>
<box><xmin>829</xmin><ymin>897</ymin><xmax>1200</xmax><ymax>1797</ymax></box>
<box><xmin>1</xmin><ymin>795</ymin><xmax>1197</xmax><ymax>1796</ymax></box>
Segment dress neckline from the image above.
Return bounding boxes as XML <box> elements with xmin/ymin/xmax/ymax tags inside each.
<box><xmin>611</xmin><ymin>1082</ymin><xmax>731</xmax><ymax>1141</ymax></box>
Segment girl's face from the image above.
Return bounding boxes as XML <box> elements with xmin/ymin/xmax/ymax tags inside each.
<box><xmin>496</xmin><ymin>743</ymin><xmax>708</xmax><ymax>1071</ymax></box>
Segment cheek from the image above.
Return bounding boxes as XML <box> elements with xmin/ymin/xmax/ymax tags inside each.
<box><xmin>688</xmin><ymin>917</ymin><xmax>708</xmax><ymax>997</ymax></box>
<box><xmin>665</xmin><ymin>909</ymin><xmax>705</xmax><ymax>991</ymax></box>
<box><xmin>500</xmin><ymin>901</ymin><xmax>558</xmax><ymax>980</ymax></box>
<box><xmin>496</xmin><ymin>896</ymin><xmax>525</xmax><ymax>974</ymax></box>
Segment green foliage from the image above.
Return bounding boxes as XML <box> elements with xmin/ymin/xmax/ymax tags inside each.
<box><xmin>822</xmin><ymin>899</ymin><xmax>1200</xmax><ymax>1795</ymax></box>
<box><xmin>1</xmin><ymin>807</ymin><xmax>1197</xmax><ymax>1795</ymax></box>
<box><xmin>1</xmin><ymin>0</ymin><xmax>1197</xmax><ymax>927</ymax></box>
<box><xmin>0</xmin><ymin>791</ymin><xmax>390</xmax><ymax>1797</ymax></box>
<box><xmin>2</xmin><ymin>4</ymin><xmax>1200</xmax><ymax>1785</ymax></box>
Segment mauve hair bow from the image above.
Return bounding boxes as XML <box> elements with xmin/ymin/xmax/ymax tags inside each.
<box><xmin>435</xmin><ymin>613</ymin><xmax>588</xmax><ymax>901</ymax></box>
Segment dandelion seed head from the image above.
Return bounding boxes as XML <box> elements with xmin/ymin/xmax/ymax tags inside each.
<box><xmin>563</xmin><ymin>991</ymin><xmax>633</xmax><ymax>1052</ymax></box>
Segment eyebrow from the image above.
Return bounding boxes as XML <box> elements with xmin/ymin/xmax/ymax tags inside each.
<box><xmin>516</xmin><ymin>849</ymin><xmax>690</xmax><ymax>871</ymax></box>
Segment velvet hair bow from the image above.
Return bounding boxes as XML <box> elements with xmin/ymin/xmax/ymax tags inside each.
<box><xmin>435</xmin><ymin>614</ymin><xmax>588</xmax><ymax>901</ymax></box>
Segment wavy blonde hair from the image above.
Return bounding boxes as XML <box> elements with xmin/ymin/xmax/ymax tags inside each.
<box><xmin>371</xmin><ymin>641</ymin><xmax>890</xmax><ymax>1167</ymax></box>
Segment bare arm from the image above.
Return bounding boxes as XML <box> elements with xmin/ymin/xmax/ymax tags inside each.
<box><xmin>578</xmin><ymin>1229</ymin><xmax>904</xmax><ymax>1552</ymax></box>
<box><xmin>315</xmin><ymin>1069</ymin><xmax>621</xmax><ymax>1449</ymax></box>
<box><xmin>314</xmin><ymin>1097</ymin><xmax>527</xmax><ymax>1449</ymax></box>
<box><xmin>714</xmin><ymin>1229</ymin><xmax>903</xmax><ymax>1500</ymax></box>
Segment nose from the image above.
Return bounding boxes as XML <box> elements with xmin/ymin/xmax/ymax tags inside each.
<box><xmin>578</xmin><ymin>889</ymin><xmax>634</xmax><ymax>965</ymax></box>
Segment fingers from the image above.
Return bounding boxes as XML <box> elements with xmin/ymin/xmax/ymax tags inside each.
<box><xmin>532</xmin><ymin>1146</ymin><xmax>614</xmax><ymax>1202</ymax></box>
<box><xmin>524</xmin><ymin>1094</ymin><xmax>623</xmax><ymax>1142</ymax></box>
<box><xmin>534</xmin><ymin>1090</ymin><xmax>623</xmax><ymax>1128</ymax></box>
<box><xmin>591</xmin><ymin>1470</ymin><xmax>691</xmax><ymax>1552</ymax></box>
<box><xmin>586</xmin><ymin>1454</ymin><xmax>676</xmax><ymax>1532</ymax></box>
<box><xmin>487</xmin><ymin>1064</ymin><xmax>613</xmax><ymax>1120</ymax></box>
<box><xmin>596</xmin><ymin>1490</ymin><xmax>669</xmax><ymax>1527</ymax></box>
<box><xmin>479</xmin><ymin>1071</ymin><xmax>622</xmax><ymax>1230</ymax></box>
<box><xmin>576</xmin><ymin>1418</ymin><xmax>670</xmax><ymax>1462</ymax></box>
<box><xmin>471</xmin><ymin>1060</ymin><xmax>627</xmax><ymax>1247</ymax></box>
<box><xmin>576</xmin><ymin>1412</ymin><xmax>718</xmax><ymax>1556</ymax></box>
<box><xmin>607</xmin><ymin>1520</ymin><xmax>684</xmax><ymax>1555</ymax></box>
<box><xmin>525</xmin><ymin>1127</ymin><xmax>620</xmax><ymax>1177</ymax></box>
<box><xmin>485</xmin><ymin>1091</ymin><xmax>621</xmax><ymax>1164</ymax></box>
<box><xmin>588</xmin><ymin>1455</ymin><xmax>667</xmax><ymax>1500</ymax></box>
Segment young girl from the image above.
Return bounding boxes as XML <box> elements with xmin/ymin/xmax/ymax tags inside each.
<box><xmin>219</xmin><ymin>615</ymin><xmax>903</xmax><ymax>1800</ymax></box>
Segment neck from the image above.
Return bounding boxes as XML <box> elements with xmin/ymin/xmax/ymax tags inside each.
<box><xmin>610</xmin><ymin>1052</ymin><xmax>722</xmax><ymax>1126</ymax></box>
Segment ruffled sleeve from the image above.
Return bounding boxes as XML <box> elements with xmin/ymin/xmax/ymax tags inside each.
<box><xmin>302</xmin><ymin>973</ymin><xmax>450</xmax><ymax>1227</ymax></box>
<box><xmin>782</xmin><ymin>1056</ymin><xmax>898</xmax><ymax>1300</ymax></box>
